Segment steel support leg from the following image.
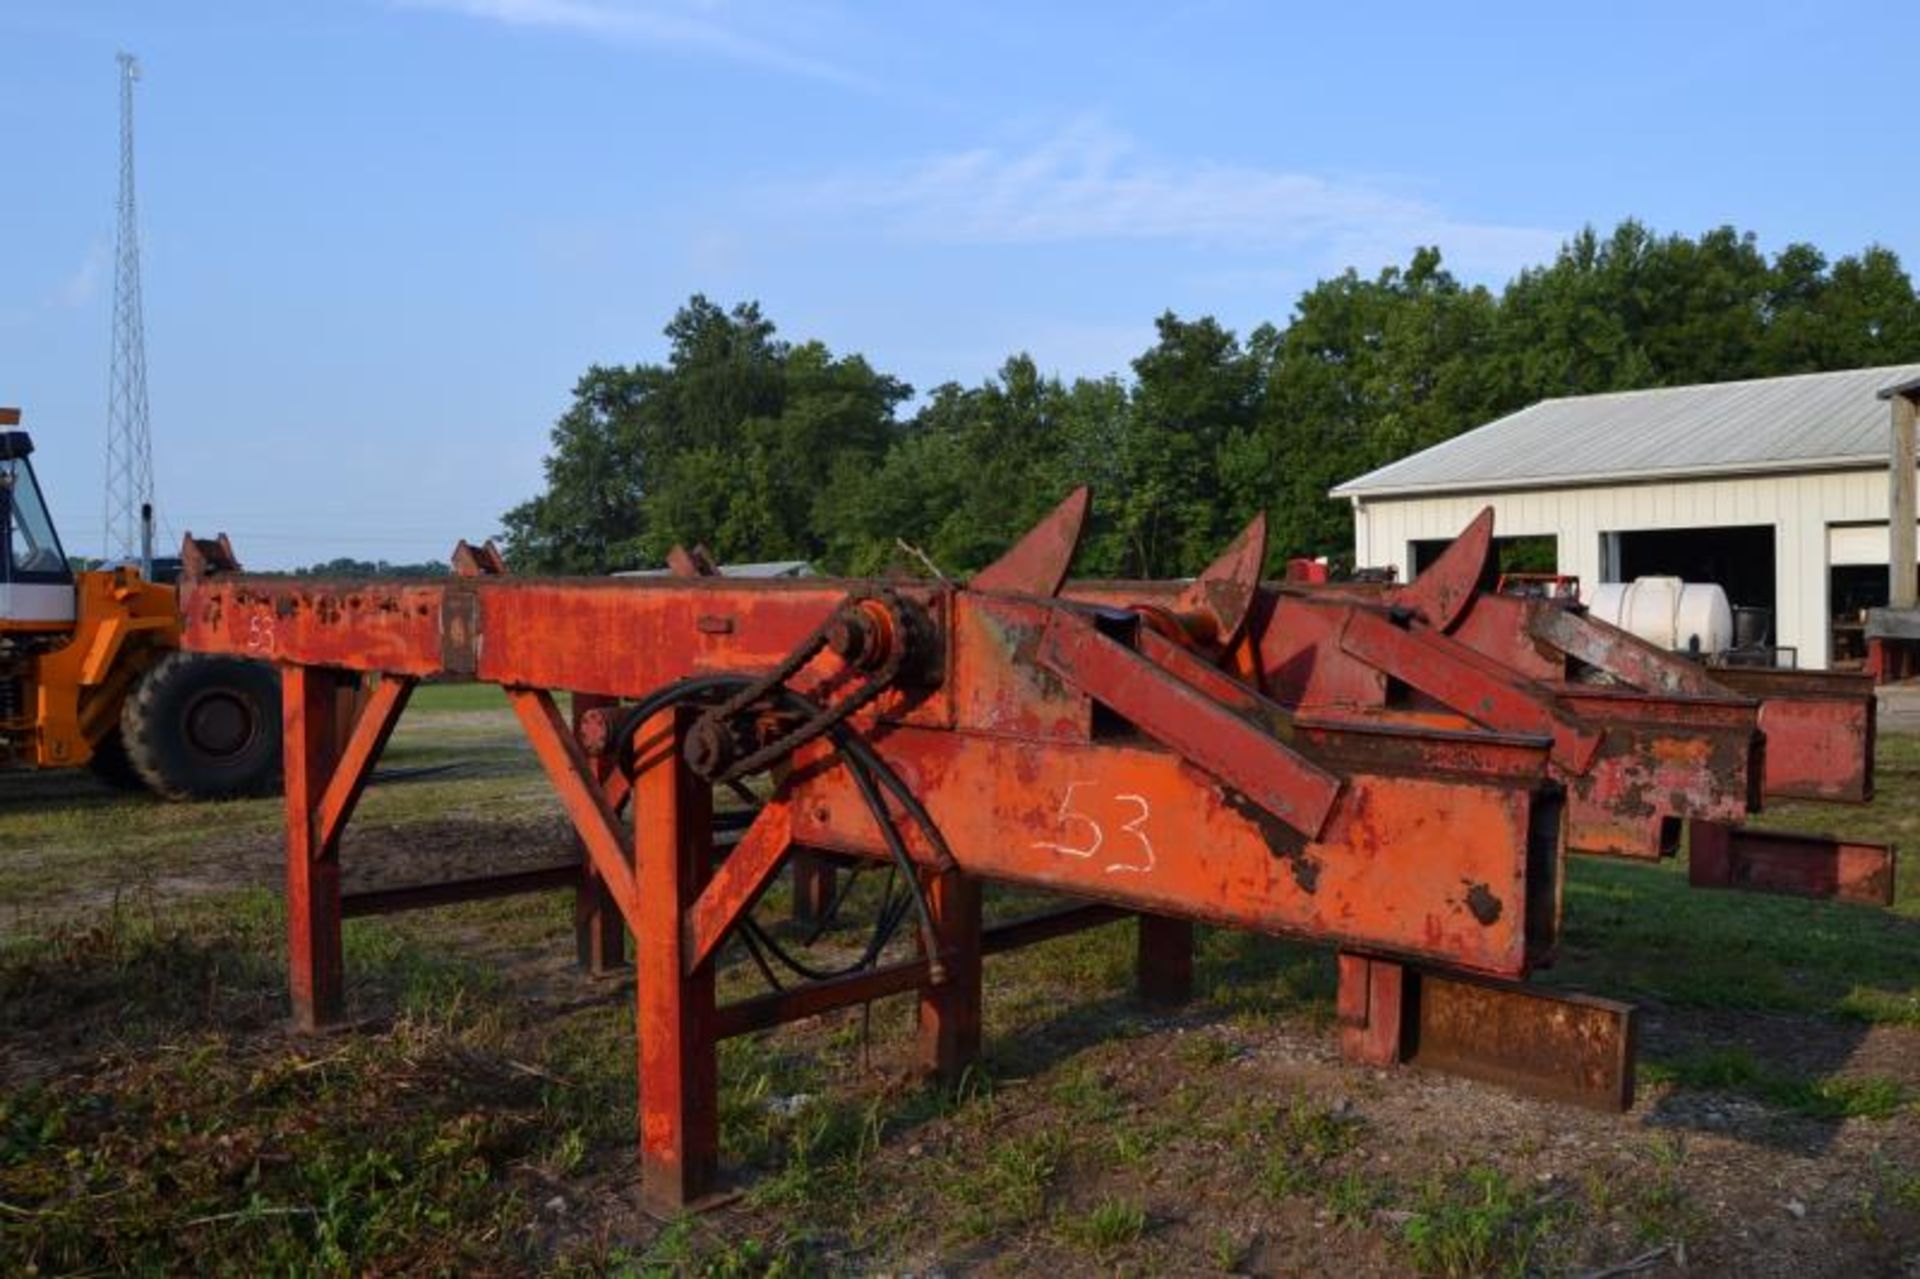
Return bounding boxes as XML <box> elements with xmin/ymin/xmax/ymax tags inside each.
<box><xmin>1336</xmin><ymin>951</ymin><xmax>1635</xmax><ymax>1109</ymax></box>
<box><xmin>1136</xmin><ymin>914</ymin><xmax>1194</xmax><ymax>1008</ymax></box>
<box><xmin>284</xmin><ymin>666</ymin><xmax>346</xmax><ymax>1033</ymax></box>
<box><xmin>572</xmin><ymin>692</ymin><xmax>627</xmax><ymax>973</ymax></box>
<box><xmin>633</xmin><ymin>707</ymin><xmax>718</xmax><ymax>1211</ymax></box>
<box><xmin>917</xmin><ymin>869</ymin><xmax>983</xmax><ymax>1085</ymax></box>
<box><xmin>1336</xmin><ymin>952</ymin><xmax>1404</xmax><ymax>1066</ymax></box>
<box><xmin>791</xmin><ymin>854</ymin><xmax>838</xmax><ymax>927</ymax></box>
<box><xmin>1689</xmin><ymin>819</ymin><xmax>1897</xmax><ymax>906</ymax></box>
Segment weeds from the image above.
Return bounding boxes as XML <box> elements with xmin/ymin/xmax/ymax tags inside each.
<box><xmin>1324</xmin><ymin>1170</ymin><xmax>1390</xmax><ymax>1230</ymax></box>
<box><xmin>1061</xmin><ymin>1195</ymin><xmax>1148</xmax><ymax>1253</ymax></box>
<box><xmin>1259</xmin><ymin>1092</ymin><xmax>1365</xmax><ymax>1201</ymax></box>
<box><xmin>1177</xmin><ymin>1031</ymin><xmax>1242</xmax><ymax>1067</ymax></box>
<box><xmin>1208</xmin><ymin>1227</ymin><xmax>1244</xmax><ymax>1272</ymax></box>
<box><xmin>1400</xmin><ymin>1166</ymin><xmax>1571</xmax><ymax>1278</ymax></box>
<box><xmin>949</xmin><ymin>1128</ymin><xmax>1066</xmax><ymax>1238</ymax></box>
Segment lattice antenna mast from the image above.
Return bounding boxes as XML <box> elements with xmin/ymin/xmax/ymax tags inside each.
<box><xmin>104</xmin><ymin>50</ymin><xmax>154</xmax><ymax>570</ymax></box>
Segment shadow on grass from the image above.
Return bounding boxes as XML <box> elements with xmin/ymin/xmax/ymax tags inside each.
<box><xmin>1547</xmin><ymin>854</ymin><xmax>1920</xmax><ymax>1021</ymax></box>
<box><xmin>1543</xmin><ymin>852</ymin><xmax>1920</xmax><ymax>1152</ymax></box>
<box><xmin>0</xmin><ymin>765</ymin><xmax>149</xmax><ymax>813</ymax></box>
<box><xmin>974</xmin><ymin>920</ymin><xmax>1336</xmax><ymax>1083</ymax></box>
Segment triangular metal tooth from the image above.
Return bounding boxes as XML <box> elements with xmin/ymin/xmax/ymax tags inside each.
<box><xmin>1387</xmin><ymin>506</ymin><xmax>1495</xmax><ymax>631</ymax></box>
<box><xmin>451</xmin><ymin>539</ymin><xmax>508</xmax><ymax>577</ymax></box>
<box><xmin>972</xmin><ymin>487</ymin><xmax>1092</xmax><ymax>597</ymax></box>
<box><xmin>180</xmin><ymin>532</ymin><xmax>240</xmax><ymax>580</ymax></box>
<box><xmin>1175</xmin><ymin>511</ymin><xmax>1268</xmax><ymax>648</ymax></box>
<box><xmin>666</xmin><ymin>544</ymin><xmax>721</xmax><ymax>578</ymax></box>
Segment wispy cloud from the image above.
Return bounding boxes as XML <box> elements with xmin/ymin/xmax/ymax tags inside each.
<box><xmin>398</xmin><ymin>0</ymin><xmax>872</xmax><ymax>89</ymax></box>
<box><xmin>48</xmin><ymin>240</ymin><xmax>107</xmax><ymax>311</ymax></box>
<box><xmin>804</xmin><ymin>119</ymin><xmax>1563</xmax><ymax>280</ymax></box>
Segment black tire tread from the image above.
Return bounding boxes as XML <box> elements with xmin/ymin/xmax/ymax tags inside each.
<box><xmin>122</xmin><ymin>652</ymin><xmax>282</xmax><ymax>801</ymax></box>
<box><xmin>84</xmin><ymin>726</ymin><xmax>147</xmax><ymax>792</ymax></box>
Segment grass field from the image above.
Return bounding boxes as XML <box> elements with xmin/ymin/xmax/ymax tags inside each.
<box><xmin>2</xmin><ymin>686</ymin><xmax>1918</xmax><ymax>1276</ymax></box>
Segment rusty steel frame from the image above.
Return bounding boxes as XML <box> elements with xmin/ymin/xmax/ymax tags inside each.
<box><xmin>1337</xmin><ymin>952</ymin><xmax>1636</xmax><ymax>1111</ymax></box>
<box><xmin>1070</xmin><ymin>504</ymin><xmax>1878</xmax><ymax>872</ymax></box>
<box><xmin>178</xmin><ymin>493</ymin><xmax>1883</xmax><ymax>1208</ymax></box>
<box><xmin>1069</xmin><ymin>551</ymin><xmax>1764</xmax><ymax>865</ymax></box>
<box><xmin>1688</xmin><ymin>820</ymin><xmax>1897</xmax><ymax>906</ymax></box>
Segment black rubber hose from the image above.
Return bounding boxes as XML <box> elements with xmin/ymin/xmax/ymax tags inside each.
<box><xmin>731</xmin><ymin>750</ymin><xmax>924</xmax><ymax>983</ymax></box>
<box><xmin>605</xmin><ymin>675</ymin><xmax>947</xmax><ymax>985</ymax></box>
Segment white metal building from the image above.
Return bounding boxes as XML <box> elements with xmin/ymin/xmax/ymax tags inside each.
<box><xmin>1332</xmin><ymin>363</ymin><xmax>1920</xmax><ymax>670</ymax></box>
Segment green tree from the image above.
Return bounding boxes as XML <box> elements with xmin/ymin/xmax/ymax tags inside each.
<box><xmin>294</xmin><ymin>558</ymin><xmax>450</xmax><ymax>578</ymax></box>
<box><xmin>1254</xmin><ymin>248</ymin><xmax>1501</xmax><ymax>559</ymax></box>
<box><xmin>504</xmin><ymin>225</ymin><xmax>1920</xmax><ymax>580</ymax></box>
<box><xmin>500</xmin><ymin>363</ymin><xmax>661</xmax><ymax>573</ymax></box>
<box><xmin>1111</xmin><ymin>313</ymin><xmax>1262</xmax><ymax>576</ymax></box>
<box><xmin>817</xmin><ymin>354</ymin><xmax>1114</xmax><ymax>575</ymax></box>
<box><xmin>501</xmin><ymin>296</ymin><xmax>906</xmax><ymax>572</ymax></box>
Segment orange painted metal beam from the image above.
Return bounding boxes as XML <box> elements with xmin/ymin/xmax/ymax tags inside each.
<box><xmin>1337</xmin><ymin>606</ymin><xmax>1603</xmax><ymax>775</ymax></box>
<box><xmin>682</xmin><ymin>798</ymin><xmax>793</xmax><ymax>974</ymax></box>
<box><xmin>282</xmin><ymin>665</ymin><xmax>345</xmax><ymax>1032</ymax></box>
<box><xmin>313</xmin><ymin>675</ymin><xmax>415</xmax><ymax>858</ymax></box>
<box><xmin>631</xmin><ymin>707</ymin><xmax>719</xmax><ymax>1211</ymax></box>
<box><xmin>786</xmin><ymin>728</ymin><xmax>1547</xmax><ymax>978</ymax></box>
<box><xmin>1036</xmin><ymin>610</ymin><xmax>1343</xmax><ymax>839</ymax></box>
<box><xmin>917</xmin><ymin>868</ymin><xmax>983</xmax><ymax>1083</ymax></box>
<box><xmin>507</xmin><ymin>687</ymin><xmax>640</xmax><ymax>926</ymax></box>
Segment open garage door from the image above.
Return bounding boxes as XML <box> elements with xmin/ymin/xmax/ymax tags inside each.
<box><xmin>1828</xmin><ymin>523</ymin><xmax>1920</xmax><ymax>668</ymax></box>
<box><xmin>1599</xmin><ymin>525</ymin><xmax>1776</xmax><ymax>615</ymax></box>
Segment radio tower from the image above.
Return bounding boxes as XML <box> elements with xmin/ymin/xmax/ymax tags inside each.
<box><xmin>103</xmin><ymin>51</ymin><xmax>154</xmax><ymax>569</ymax></box>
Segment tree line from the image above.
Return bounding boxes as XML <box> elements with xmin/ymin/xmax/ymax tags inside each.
<box><xmin>500</xmin><ymin>220</ymin><xmax>1920</xmax><ymax>579</ymax></box>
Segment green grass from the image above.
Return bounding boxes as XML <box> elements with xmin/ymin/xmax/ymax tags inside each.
<box><xmin>947</xmin><ymin>1127</ymin><xmax>1066</xmax><ymax>1239</ymax></box>
<box><xmin>1641</xmin><ymin>1045</ymin><xmax>1910</xmax><ymax>1120</ymax></box>
<box><xmin>1399</xmin><ymin>1166</ymin><xmax>1574</xmax><ymax>1279</ymax></box>
<box><xmin>1059</xmin><ymin>1195</ymin><xmax>1147</xmax><ymax>1253</ymax></box>
<box><xmin>1542</xmin><ymin>735</ymin><xmax>1920</xmax><ymax>1024</ymax></box>
<box><xmin>1259</xmin><ymin>1092</ymin><xmax>1366</xmax><ymax>1200</ymax></box>
<box><xmin>0</xmin><ymin>680</ymin><xmax>556</xmax><ymax>919</ymax></box>
<box><xmin>0</xmin><ymin>904</ymin><xmax>542</xmax><ymax>1276</ymax></box>
<box><xmin>405</xmin><ymin>680</ymin><xmax>512</xmax><ymax>714</ymax></box>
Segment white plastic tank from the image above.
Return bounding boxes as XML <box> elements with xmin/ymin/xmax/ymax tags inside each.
<box><xmin>1585</xmin><ymin>577</ymin><xmax>1734</xmax><ymax>655</ymax></box>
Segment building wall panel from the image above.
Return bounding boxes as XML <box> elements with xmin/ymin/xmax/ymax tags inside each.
<box><xmin>1350</xmin><ymin>467</ymin><xmax>1902</xmax><ymax>669</ymax></box>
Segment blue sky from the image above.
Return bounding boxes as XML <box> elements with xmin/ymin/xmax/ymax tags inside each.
<box><xmin>4</xmin><ymin>0</ymin><xmax>1916</xmax><ymax>567</ymax></box>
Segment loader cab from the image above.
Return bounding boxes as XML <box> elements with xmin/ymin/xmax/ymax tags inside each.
<box><xmin>0</xmin><ymin>428</ymin><xmax>77</xmax><ymax>630</ymax></box>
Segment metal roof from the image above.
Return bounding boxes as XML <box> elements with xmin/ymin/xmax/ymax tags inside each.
<box><xmin>615</xmin><ymin>559</ymin><xmax>814</xmax><ymax>579</ymax></box>
<box><xmin>1332</xmin><ymin>363</ymin><xmax>1920</xmax><ymax>499</ymax></box>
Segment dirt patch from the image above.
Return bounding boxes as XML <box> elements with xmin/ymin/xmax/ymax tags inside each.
<box><xmin>338</xmin><ymin>814</ymin><xmax>577</xmax><ymax>890</ymax></box>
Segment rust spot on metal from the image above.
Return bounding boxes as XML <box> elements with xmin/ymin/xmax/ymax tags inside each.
<box><xmin>1405</xmin><ymin>968</ymin><xmax>1636</xmax><ymax>1111</ymax></box>
<box><xmin>1222</xmin><ymin>788</ymin><xmax>1317</xmax><ymax>891</ymax></box>
<box><xmin>697</xmin><ymin>615</ymin><xmax>735</xmax><ymax>635</ymax></box>
<box><xmin>1463</xmin><ymin>881</ymin><xmax>1503</xmax><ymax>925</ymax></box>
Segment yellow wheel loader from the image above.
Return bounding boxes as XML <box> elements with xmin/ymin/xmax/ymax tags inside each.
<box><xmin>0</xmin><ymin>409</ymin><xmax>280</xmax><ymax>799</ymax></box>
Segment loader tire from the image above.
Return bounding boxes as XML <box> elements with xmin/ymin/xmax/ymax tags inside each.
<box><xmin>85</xmin><ymin>727</ymin><xmax>147</xmax><ymax>791</ymax></box>
<box><xmin>123</xmin><ymin>653</ymin><xmax>282</xmax><ymax>801</ymax></box>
